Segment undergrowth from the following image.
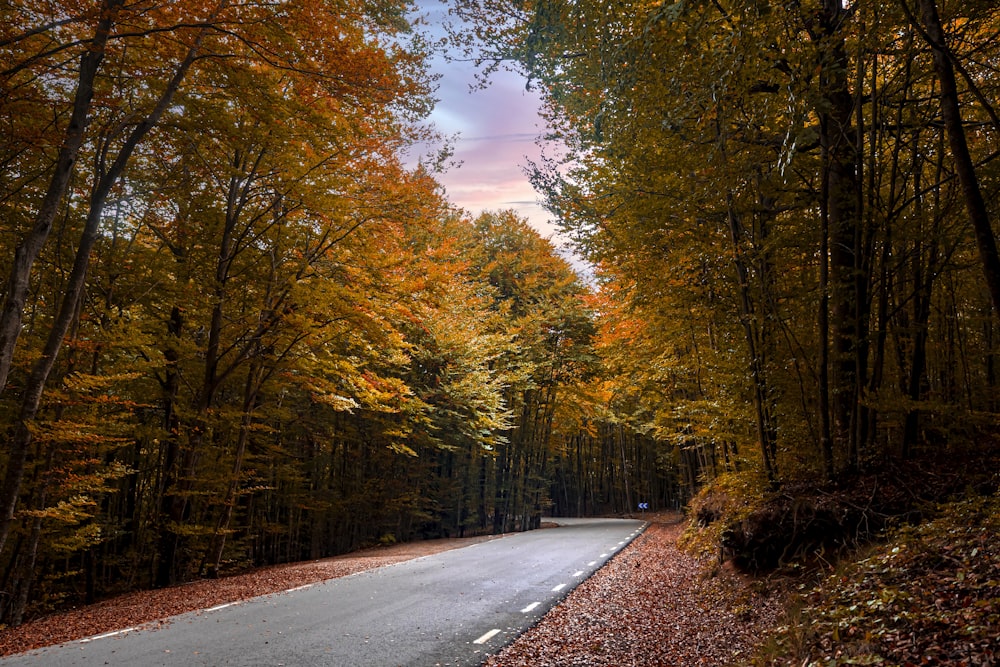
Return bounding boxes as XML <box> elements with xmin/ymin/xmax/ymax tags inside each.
<box><xmin>680</xmin><ymin>469</ymin><xmax>769</xmax><ymax>561</ymax></box>
<box><xmin>758</xmin><ymin>494</ymin><xmax>1000</xmax><ymax>666</ymax></box>
<box><xmin>683</xmin><ymin>452</ymin><xmax>999</xmax><ymax>666</ymax></box>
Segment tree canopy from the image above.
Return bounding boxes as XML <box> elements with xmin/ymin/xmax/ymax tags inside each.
<box><xmin>451</xmin><ymin>0</ymin><xmax>1000</xmax><ymax>483</ymax></box>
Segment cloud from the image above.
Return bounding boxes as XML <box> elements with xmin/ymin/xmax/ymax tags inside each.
<box><xmin>406</xmin><ymin>1</ymin><xmax>585</xmax><ymax>270</ymax></box>
<box><xmin>410</xmin><ymin>34</ymin><xmax>549</xmax><ymax>217</ymax></box>
<box><xmin>460</xmin><ymin>133</ymin><xmax>536</xmax><ymax>142</ymax></box>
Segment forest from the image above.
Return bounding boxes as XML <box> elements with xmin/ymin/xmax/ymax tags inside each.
<box><xmin>0</xmin><ymin>0</ymin><xmax>676</xmax><ymax>626</ymax></box>
<box><xmin>0</xmin><ymin>0</ymin><xmax>998</xmax><ymax>640</ymax></box>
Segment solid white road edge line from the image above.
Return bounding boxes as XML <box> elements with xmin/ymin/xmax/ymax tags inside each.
<box><xmin>521</xmin><ymin>601</ymin><xmax>542</xmax><ymax>613</ymax></box>
<box><xmin>474</xmin><ymin>628</ymin><xmax>502</xmax><ymax>644</ymax></box>
<box><xmin>80</xmin><ymin>627</ymin><xmax>137</xmax><ymax>643</ymax></box>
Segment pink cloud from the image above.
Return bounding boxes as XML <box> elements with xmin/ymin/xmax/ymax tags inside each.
<box><xmin>431</xmin><ymin>67</ymin><xmax>549</xmax><ymax>216</ymax></box>
<box><xmin>406</xmin><ymin>2</ymin><xmax>580</xmax><ymax>262</ymax></box>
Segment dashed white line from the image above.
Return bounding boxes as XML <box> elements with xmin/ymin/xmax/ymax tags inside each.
<box><xmin>573</xmin><ymin>570</ymin><xmax>584</xmax><ymax>577</ymax></box>
<box><xmin>521</xmin><ymin>601</ymin><xmax>542</xmax><ymax>613</ymax></box>
<box><xmin>587</xmin><ymin>560</ymin><xmax>597</xmax><ymax>566</ymax></box>
<box><xmin>285</xmin><ymin>584</ymin><xmax>313</xmax><ymax>592</ymax></box>
<box><xmin>617</xmin><ymin>541</ymin><xmax>625</xmax><ymax>545</ymax></box>
<box><xmin>552</xmin><ymin>583</ymin><xmax>567</xmax><ymax>592</ymax></box>
<box><xmin>474</xmin><ymin>628</ymin><xmax>502</xmax><ymax>644</ymax></box>
<box><xmin>80</xmin><ymin>628</ymin><xmax>137</xmax><ymax>643</ymax></box>
<box><xmin>205</xmin><ymin>602</ymin><xmax>237</xmax><ymax>613</ymax></box>
<box><xmin>599</xmin><ymin>553</ymin><xmax>609</xmax><ymax>558</ymax></box>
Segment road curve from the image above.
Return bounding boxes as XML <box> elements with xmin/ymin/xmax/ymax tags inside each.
<box><xmin>1</xmin><ymin>517</ymin><xmax>644</xmax><ymax>666</ymax></box>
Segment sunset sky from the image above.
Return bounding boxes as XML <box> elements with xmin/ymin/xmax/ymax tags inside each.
<box><xmin>410</xmin><ymin>3</ymin><xmax>564</xmax><ymax>242</ymax></box>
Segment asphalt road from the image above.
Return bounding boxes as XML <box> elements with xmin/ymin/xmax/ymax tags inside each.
<box><xmin>2</xmin><ymin>517</ymin><xmax>645</xmax><ymax>666</ymax></box>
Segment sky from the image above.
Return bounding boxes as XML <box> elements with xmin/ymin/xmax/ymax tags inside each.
<box><xmin>407</xmin><ymin>3</ymin><xmax>564</xmax><ymax>242</ymax></box>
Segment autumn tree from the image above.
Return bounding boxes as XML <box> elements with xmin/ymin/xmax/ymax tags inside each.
<box><xmin>905</xmin><ymin>0</ymin><xmax>1000</xmax><ymax>318</ymax></box>
<box><xmin>461</xmin><ymin>211</ymin><xmax>599</xmax><ymax>530</ymax></box>
<box><xmin>449</xmin><ymin>0</ymin><xmax>1000</xmax><ymax>497</ymax></box>
<box><xmin>0</xmin><ymin>0</ymin><xmax>441</xmax><ymax>620</ymax></box>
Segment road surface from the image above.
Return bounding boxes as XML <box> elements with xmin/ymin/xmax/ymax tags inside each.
<box><xmin>2</xmin><ymin>517</ymin><xmax>645</xmax><ymax>666</ymax></box>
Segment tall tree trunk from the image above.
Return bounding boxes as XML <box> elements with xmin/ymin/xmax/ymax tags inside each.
<box><xmin>0</xmin><ymin>0</ymin><xmax>123</xmax><ymax>394</ymax></box>
<box><xmin>815</xmin><ymin>0</ymin><xmax>864</xmax><ymax>471</ymax></box>
<box><xmin>726</xmin><ymin>200</ymin><xmax>778</xmax><ymax>483</ymax></box>
<box><xmin>156</xmin><ymin>144</ymin><xmax>260</xmax><ymax>586</ymax></box>
<box><xmin>6</xmin><ymin>444</ymin><xmax>57</xmax><ymax>627</ymax></box>
<box><xmin>819</xmin><ymin>139</ymin><xmax>835</xmax><ymax>479</ymax></box>
<box><xmin>912</xmin><ymin>0</ymin><xmax>1000</xmax><ymax>320</ymax></box>
<box><xmin>204</xmin><ymin>358</ymin><xmax>264</xmax><ymax>578</ymax></box>
<box><xmin>0</xmin><ymin>30</ymin><xmax>205</xmax><ymax>559</ymax></box>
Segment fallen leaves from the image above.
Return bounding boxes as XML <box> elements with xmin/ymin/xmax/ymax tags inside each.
<box><xmin>485</xmin><ymin>517</ymin><xmax>786</xmax><ymax>667</ymax></box>
<box><xmin>764</xmin><ymin>495</ymin><xmax>1000</xmax><ymax>666</ymax></box>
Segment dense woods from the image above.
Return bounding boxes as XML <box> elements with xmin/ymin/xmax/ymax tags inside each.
<box><xmin>0</xmin><ymin>0</ymin><xmax>677</xmax><ymax>625</ymax></box>
<box><xmin>450</xmin><ymin>1</ymin><xmax>1000</xmax><ymax>658</ymax></box>
<box><xmin>1</xmin><ymin>0</ymin><xmax>998</xmax><ymax>648</ymax></box>
<box><xmin>453</xmin><ymin>0</ymin><xmax>1000</xmax><ymax>479</ymax></box>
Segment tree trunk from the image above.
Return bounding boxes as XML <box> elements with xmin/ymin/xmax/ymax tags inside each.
<box><xmin>726</xmin><ymin>201</ymin><xmax>778</xmax><ymax>483</ymax></box>
<box><xmin>914</xmin><ymin>0</ymin><xmax>1000</xmax><ymax>320</ymax></box>
<box><xmin>0</xmin><ymin>0</ymin><xmax>123</xmax><ymax>394</ymax></box>
<box><xmin>815</xmin><ymin>0</ymin><xmax>864</xmax><ymax>472</ymax></box>
<box><xmin>205</xmin><ymin>359</ymin><xmax>264</xmax><ymax>578</ymax></box>
<box><xmin>819</xmin><ymin>139</ymin><xmax>835</xmax><ymax>479</ymax></box>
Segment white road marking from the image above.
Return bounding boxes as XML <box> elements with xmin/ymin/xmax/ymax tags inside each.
<box><xmin>617</xmin><ymin>541</ymin><xmax>625</xmax><ymax>545</ymax></box>
<box><xmin>521</xmin><ymin>601</ymin><xmax>542</xmax><ymax>613</ymax></box>
<box><xmin>588</xmin><ymin>560</ymin><xmax>597</xmax><ymax>566</ymax></box>
<box><xmin>80</xmin><ymin>627</ymin><xmax>137</xmax><ymax>643</ymax></box>
<box><xmin>205</xmin><ymin>602</ymin><xmax>237</xmax><ymax>613</ymax></box>
<box><xmin>285</xmin><ymin>584</ymin><xmax>313</xmax><ymax>592</ymax></box>
<box><xmin>552</xmin><ymin>583</ymin><xmax>567</xmax><ymax>592</ymax></box>
<box><xmin>573</xmin><ymin>570</ymin><xmax>584</xmax><ymax>577</ymax></box>
<box><xmin>599</xmin><ymin>553</ymin><xmax>609</xmax><ymax>558</ymax></box>
<box><xmin>474</xmin><ymin>629</ymin><xmax>501</xmax><ymax>644</ymax></box>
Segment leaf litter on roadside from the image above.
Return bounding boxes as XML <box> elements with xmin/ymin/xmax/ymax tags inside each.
<box><xmin>485</xmin><ymin>518</ymin><xmax>786</xmax><ymax>667</ymax></box>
